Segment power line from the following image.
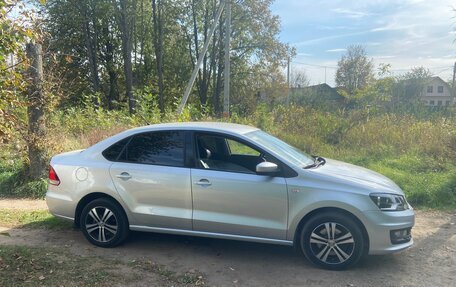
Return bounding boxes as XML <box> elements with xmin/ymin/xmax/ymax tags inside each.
<box><xmin>292</xmin><ymin>60</ymin><xmax>454</xmax><ymax>73</ymax></box>
<box><xmin>291</xmin><ymin>61</ymin><xmax>337</xmax><ymax>69</ymax></box>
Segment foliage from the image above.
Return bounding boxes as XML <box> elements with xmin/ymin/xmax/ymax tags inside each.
<box><xmin>0</xmin><ymin>160</ymin><xmax>47</xmax><ymax>198</ymax></box>
<box><xmin>392</xmin><ymin>66</ymin><xmax>433</xmax><ymax>111</ymax></box>
<box><xmin>1</xmin><ymin>103</ymin><xmax>455</xmax><ymax>209</ymax></box>
<box><xmin>0</xmin><ymin>0</ymin><xmax>34</xmax><ymax>142</ymax></box>
<box><xmin>43</xmin><ymin>0</ymin><xmax>292</xmax><ymax>114</ymax></box>
<box><xmin>289</xmin><ymin>69</ymin><xmax>310</xmax><ymax>88</ymax></box>
<box><xmin>335</xmin><ymin>45</ymin><xmax>374</xmax><ymax>96</ymax></box>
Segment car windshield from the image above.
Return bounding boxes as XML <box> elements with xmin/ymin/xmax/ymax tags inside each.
<box><xmin>245</xmin><ymin>130</ymin><xmax>314</xmax><ymax>167</ymax></box>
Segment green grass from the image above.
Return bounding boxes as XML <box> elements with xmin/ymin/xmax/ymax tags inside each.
<box><xmin>0</xmin><ymin>210</ymin><xmax>72</xmax><ymax>229</ymax></box>
<box><xmin>0</xmin><ymin>163</ymin><xmax>47</xmax><ymax>199</ymax></box>
<box><xmin>339</xmin><ymin>154</ymin><xmax>456</xmax><ymax>208</ymax></box>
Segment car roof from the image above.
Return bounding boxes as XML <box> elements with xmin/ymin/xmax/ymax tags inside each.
<box><xmin>128</xmin><ymin>122</ymin><xmax>259</xmax><ymax>135</ymax></box>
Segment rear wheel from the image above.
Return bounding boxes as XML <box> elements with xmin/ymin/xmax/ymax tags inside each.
<box><xmin>80</xmin><ymin>198</ymin><xmax>129</xmax><ymax>247</ymax></box>
<box><xmin>300</xmin><ymin>212</ymin><xmax>366</xmax><ymax>270</ymax></box>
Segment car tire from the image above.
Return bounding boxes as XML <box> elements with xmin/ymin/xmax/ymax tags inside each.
<box><xmin>80</xmin><ymin>198</ymin><xmax>129</xmax><ymax>248</ymax></box>
<box><xmin>300</xmin><ymin>211</ymin><xmax>366</xmax><ymax>270</ymax></box>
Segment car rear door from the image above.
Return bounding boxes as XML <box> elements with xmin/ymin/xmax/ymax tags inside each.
<box><xmin>191</xmin><ymin>133</ymin><xmax>288</xmax><ymax>240</ymax></box>
<box><xmin>109</xmin><ymin>130</ymin><xmax>192</xmax><ymax>230</ymax></box>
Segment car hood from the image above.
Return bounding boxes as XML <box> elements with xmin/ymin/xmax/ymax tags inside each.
<box><xmin>308</xmin><ymin>158</ymin><xmax>403</xmax><ymax>195</ymax></box>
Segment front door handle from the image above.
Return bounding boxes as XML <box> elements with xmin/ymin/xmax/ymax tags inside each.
<box><xmin>194</xmin><ymin>179</ymin><xmax>211</xmax><ymax>187</ymax></box>
<box><xmin>116</xmin><ymin>172</ymin><xmax>132</xmax><ymax>180</ymax></box>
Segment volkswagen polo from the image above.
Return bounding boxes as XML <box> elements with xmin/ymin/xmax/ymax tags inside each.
<box><xmin>46</xmin><ymin>122</ymin><xmax>414</xmax><ymax>269</ymax></box>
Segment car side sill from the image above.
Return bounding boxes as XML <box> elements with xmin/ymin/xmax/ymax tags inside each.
<box><xmin>129</xmin><ymin>225</ymin><xmax>293</xmax><ymax>246</ymax></box>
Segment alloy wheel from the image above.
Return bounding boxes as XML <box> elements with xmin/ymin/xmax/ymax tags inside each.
<box><xmin>309</xmin><ymin>222</ymin><xmax>355</xmax><ymax>265</ymax></box>
<box><xmin>84</xmin><ymin>206</ymin><xmax>118</xmax><ymax>243</ymax></box>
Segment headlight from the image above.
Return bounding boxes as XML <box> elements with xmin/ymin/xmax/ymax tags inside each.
<box><xmin>369</xmin><ymin>193</ymin><xmax>410</xmax><ymax>211</ymax></box>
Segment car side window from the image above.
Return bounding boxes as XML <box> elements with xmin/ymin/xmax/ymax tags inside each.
<box><xmin>196</xmin><ymin>134</ymin><xmax>263</xmax><ymax>174</ymax></box>
<box><xmin>226</xmin><ymin>139</ymin><xmax>260</xmax><ymax>156</ymax></box>
<box><xmin>122</xmin><ymin>131</ymin><xmax>185</xmax><ymax>167</ymax></box>
<box><xmin>102</xmin><ymin>137</ymin><xmax>131</xmax><ymax>161</ymax></box>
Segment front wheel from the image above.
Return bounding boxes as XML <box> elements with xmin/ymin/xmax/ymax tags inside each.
<box><xmin>80</xmin><ymin>198</ymin><xmax>129</xmax><ymax>247</ymax></box>
<box><xmin>300</xmin><ymin>212</ymin><xmax>366</xmax><ymax>270</ymax></box>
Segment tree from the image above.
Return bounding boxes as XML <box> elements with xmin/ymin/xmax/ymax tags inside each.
<box><xmin>393</xmin><ymin>66</ymin><xmax>432</xmax><ymax>107</ymax></box>
<box><xmin>43</xmin><ymin>0</ymin><xmax>291</xmax><ymax>116</ymax></box>
<box><xmin>289</xmin><ymin>69</ymin><xmax>309</xmax><ymax>88</ymax></box>
<box><xmin>1</xmin><ymin>1</ymin><xmax>48</xmax><ymax>178</ymax></box>
<box><xmin>0</xmin><ymin>0</ymin><xmax>30</xmax><ymax>143</ymax></box>
<box><xmin>335</xmin><ymin>45</ymin><xmax>374</xmax><ymax>95</ymax></box>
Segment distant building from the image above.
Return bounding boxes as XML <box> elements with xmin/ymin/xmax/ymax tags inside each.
<box><xmin>421</xmin><ymin>76</ymin><xmax>454</xmax><ymax>107</ymax></box>
<box><xmin>289</xmin><ymin>83</ymin><xmax>345</xmax><ymax>107</ymax></box>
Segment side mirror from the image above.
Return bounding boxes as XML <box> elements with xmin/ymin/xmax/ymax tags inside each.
<box><xmin>256</xmin><ymin>162</ymin><xmax>279</xmax><ymax>175</ymax></box>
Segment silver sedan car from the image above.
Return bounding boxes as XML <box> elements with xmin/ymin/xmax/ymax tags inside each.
<box><xmin>46</xmin><ymin>122</ymin><xmax>414</xmax><ymax>270</ymax></box>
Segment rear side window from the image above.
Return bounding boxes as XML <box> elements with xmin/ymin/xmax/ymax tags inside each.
<box><xmin>122</xmin><ymin>131</ymin><xmax>185</xmax><ymax>167</ymax></box>
<box><xmin>102</xmin><ymin>137</ymin><xmax>131</xmax><ymax>161</ymax></box>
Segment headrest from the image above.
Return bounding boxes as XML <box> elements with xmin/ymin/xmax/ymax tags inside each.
<box><xmin>200</xmin><ymin>148</ymin><xmax>211</xmax><ymax>159</ymax></box>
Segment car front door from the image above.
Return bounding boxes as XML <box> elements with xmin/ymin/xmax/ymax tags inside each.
<box><xmin>109</xmin><ymin>130</ymin><xmax>192</xmax><ymax>230</ymax></box>
<box><xmin>191</xmin><ymin>133</ymin><xmax>288</xmax><ymax>240</ymax></box>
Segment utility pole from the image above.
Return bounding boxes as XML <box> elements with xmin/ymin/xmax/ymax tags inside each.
<box><xmin>286</xmin><ymin>57</ymin><xmax>290</xmax><ymax>105</ymax></box>
<box><xmin>324</xmin><ymin>66</ymin><xmax>327</xmax><ymax>83</ymax></box>
<box><xmin>453</xmin><ymin>62</ymin><xmax>456</xmax><ymax>105</ymax></box>
<box><xmin>452</xmin><ymin>61</ymin><xmax>456</xmax><ymax>87</ymax></box>
<box><xmin>223</xmin><ymin>0</ymin><xmax>231</xmax><ymax>117</ymax></box>
<box><xmin>177</xmin><ymin>1</ymin><xmax>225</xmax><ymax>114</ymax></box>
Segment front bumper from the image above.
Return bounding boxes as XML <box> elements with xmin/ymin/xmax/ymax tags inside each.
<box><xmin>363</xmin><ymin>209</ymin><xmax>415</xmax><ymax>255</ymax></box>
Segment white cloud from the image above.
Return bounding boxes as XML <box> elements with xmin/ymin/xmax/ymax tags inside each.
<box><xmin>297</xmin><ymin>52</ymin><xmax>312</xmax><ymax>57</ymax></box>
<box><xmin>332</xmin><ymin>8</ymin><xmax>372</xmax><ymax>19</ymax></box>
<box><xmin>370</xmin><ymin>22</ymin><xmax>416</xmax><ymax>32</ymax></box>
<box><xmin>373</xmin><ymin>55</ymin><xmax>397</xmax><ymax>59</ymax></box>
<box><xmin>294</xmin><ymin>30</ymin><xmax>371</xmax><ymax>46</ymax></box>
<box><xmin>326</xmin><ymin>48</ymin><xmax>347</xmax><ymax>53</ymax></box>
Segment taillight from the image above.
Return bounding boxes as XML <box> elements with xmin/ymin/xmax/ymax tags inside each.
<box><xmin>49</xmin><ymin>165</ymin><xmax>60</xmax><ymax>186</ymax></box>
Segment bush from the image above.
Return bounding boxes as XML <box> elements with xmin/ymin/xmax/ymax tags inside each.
<box><xmin>1</xmin><ymin>102</ymin><xmax>455</xmax><ymax>208</ymax></box>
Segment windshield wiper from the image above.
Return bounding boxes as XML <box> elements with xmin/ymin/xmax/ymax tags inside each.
<box><xmin>304</xmin><ymin>155</ymin><xmax>326</xmax><ymax>169</ymax></box>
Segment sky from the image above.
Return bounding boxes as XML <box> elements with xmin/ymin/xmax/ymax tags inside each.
<box><xmin>271</xmin><ymin>0</ymin><xmax>456</xmax><ymax>86</ymax></box>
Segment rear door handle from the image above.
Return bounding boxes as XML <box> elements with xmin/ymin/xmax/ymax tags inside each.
<box><xmin>194</xmin><ymin>179</ymin><xmax>211</xmax><ymax>187</ymax></box>
<box><xmin>116</xmin><ymin>172</ymin><xmax>132</xmax><ymax>180</ymax></box>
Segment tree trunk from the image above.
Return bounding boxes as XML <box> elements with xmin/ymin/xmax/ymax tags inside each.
<box><xmin>81</xmin><ymin>1</ymin><xmax>100</xmax><ymax>96</ymax></box>
<box><xmin>104</xmin><ymin>26</ymin><xmax>119</xmax><ymax>109</ymax></box>
<box><xmin>152</xmin><ymin>0</ymin><xmax>165</xmax><ymax>115</ymax></box>
<box><xmin>26</xmin><ymin>43</ymin><xmax>47</xmax><ymax>180</ymax></box>
<box><xmin>213</xmin><ymin>17</ymin><xmax>224</xmax><ymax>115</ymax></box>
<box><xmin>115</xmin><ymin>0</ymin><xmax>136</xmax><ymax>114</ymax></box>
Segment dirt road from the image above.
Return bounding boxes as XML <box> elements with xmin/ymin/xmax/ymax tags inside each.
<box><xmin>0</xmin><ymin>201</ymin><xmax>455</xmax><ymax>287</ymax></box>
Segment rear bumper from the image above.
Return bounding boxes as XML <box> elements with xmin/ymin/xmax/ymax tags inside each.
<box><xmin>363</xmin><ymin>209</ymin><xmax>415</xmax><ymax>255</ymax></box>
<box><xmin>46</xmin><ymin>190</ymin><xmax>76</xmax><ymax>221</ymax></box>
